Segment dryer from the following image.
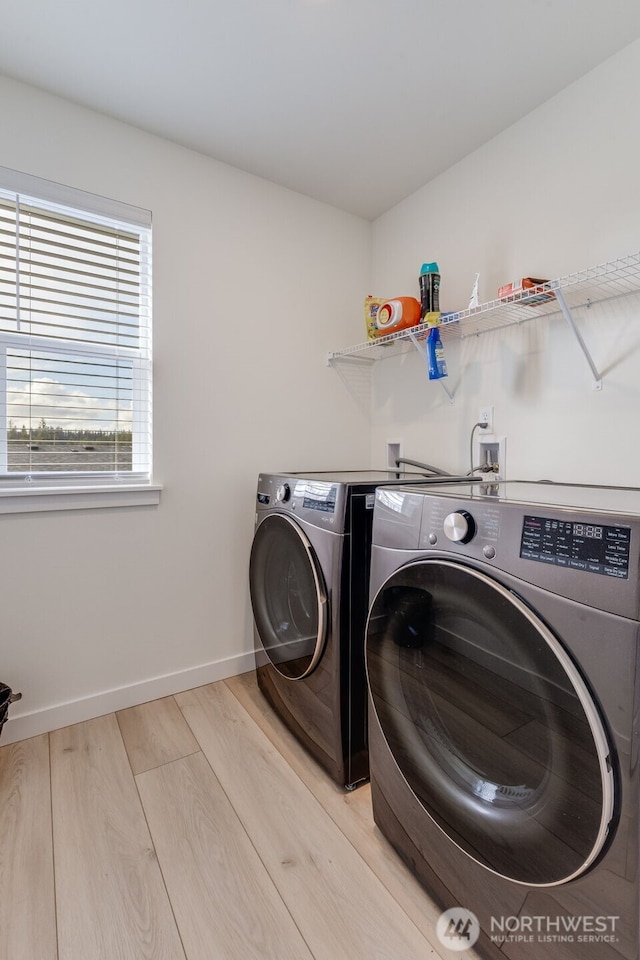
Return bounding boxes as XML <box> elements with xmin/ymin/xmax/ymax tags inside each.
<box><xmin>249</xmin><ymin>470</ymin><xmax>467</xmax><ymax>790</ymax></box>
<box><xmin>365</xmin><ymin>480</ymin><xmax>640</xmax><ymax>959</ymax></box>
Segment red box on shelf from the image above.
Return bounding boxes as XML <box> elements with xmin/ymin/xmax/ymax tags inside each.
<box><xmin>497</xmin><ymin>277</ymin><xmax>555</xmax><ymax>305</ymax></box>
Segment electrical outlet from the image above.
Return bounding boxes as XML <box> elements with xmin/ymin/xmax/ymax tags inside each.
<box><xmin>478</xmin><ymin>406</ymin><xmax>493</xmax><ymax>431</ymax></box>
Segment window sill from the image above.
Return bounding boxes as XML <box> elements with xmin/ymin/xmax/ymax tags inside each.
<box><xmin>0</xmin><ymin>483</ymin><xmax>162</xmax><ymax>514</ymax></box>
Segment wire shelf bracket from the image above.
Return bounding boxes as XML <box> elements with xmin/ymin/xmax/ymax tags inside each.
<box><xmin>550</xmin><ymin>284</ymin><xmax>602</xmax><ymax>390</ymax></box>
<box><xmin>407</xmin><ymin>329</ymin><xmax>455</xmax><ymax>402</ymax></box>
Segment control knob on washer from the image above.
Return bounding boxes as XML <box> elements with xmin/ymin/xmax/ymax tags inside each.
<box><xmin>275</xmin><ymin>483</ymin><xmax>291</xmax><ymax>503</ymax></box>
<box><xmin>443</xmin><ymin>510</ymin><xmax>476</xmax><ymax>544</ymax></box>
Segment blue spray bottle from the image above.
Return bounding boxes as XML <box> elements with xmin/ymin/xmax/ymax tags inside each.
<box><xmin>426</xmin><ymin>326</ymin><xmax>447</xmax><ymax>380</ymax></box>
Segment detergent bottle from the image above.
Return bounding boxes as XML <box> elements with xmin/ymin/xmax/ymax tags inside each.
<box><xmin>426</xmin><ymin>326</ymin><xmax>447</xmax><ymax>380</ymax></box>
<box><xmin>375</xmin><ymin>297</ymin><xmax>421</xmax><ymax>335</ymax></box>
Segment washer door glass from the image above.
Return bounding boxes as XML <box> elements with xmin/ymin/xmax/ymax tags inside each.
<box><xmin>250</xmin><ymin>514</ymin><xmax>328</xmax><ymax>680</ymax></box>
<box><xmin>366</xmin><ymin>560</ymin><xmax>616</xmax><ymax>886</ymax></box>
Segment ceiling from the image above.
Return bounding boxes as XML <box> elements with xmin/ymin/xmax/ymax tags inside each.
<box><xmin>1</xmin><ymin>0</ymin><xmax>640</xmax><ymax>220</ymax></box>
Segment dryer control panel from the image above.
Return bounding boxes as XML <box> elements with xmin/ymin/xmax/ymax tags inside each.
<box><xmin>520</xmin><ymin>515</ymin><xmax>630</xmax><ymax>579</ymax></box>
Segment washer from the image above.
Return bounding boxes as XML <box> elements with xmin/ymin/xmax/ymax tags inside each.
<box><xmin>249</xmin><ymin>470</ymin><xmax>468</xmax><ymax>790</ymax></box>
<box><xmin>365</xmin><ymin>480</ymin><xmax>640</xmax><ymax>959</ymax></box>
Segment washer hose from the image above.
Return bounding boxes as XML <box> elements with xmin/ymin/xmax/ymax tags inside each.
<box><xmin>395</xmin><ymin>457</ymin><xmax>451</xmax><ymax>477</ymax></box>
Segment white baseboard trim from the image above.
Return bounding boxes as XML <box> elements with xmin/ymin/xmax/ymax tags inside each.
<box><xmin>1</xmin><ymin>650</ymin><xmax>257</xmax><ymax>745</ymax></box>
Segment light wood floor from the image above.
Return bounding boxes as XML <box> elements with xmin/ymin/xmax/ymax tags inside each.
<box><xmin>0</xmin><ymin>671</ymin><xmax>477</xmax><ymax>960</ymax></box>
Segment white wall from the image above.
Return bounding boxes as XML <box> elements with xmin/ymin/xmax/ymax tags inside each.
<box><xmin>0</xmin><ymin>76</ymin><xmax>372</xmax><ymax>742</ymax></box>
<box><xmin>4</xmin><ymin>37</ymin><xmax>640</xmax><ymax>743</ymax></box>
<box><xmin>370</xmin><ymin>40</ymin><xmax>640</xmax><ymax>486</ymax></box>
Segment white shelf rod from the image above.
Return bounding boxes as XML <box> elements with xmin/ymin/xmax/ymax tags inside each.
<box><xmin>407</xmin><ymin>330</ymin><xmax>455</xmax><ymax>402</ymax></box>
<box><xmin>551</xmin><ymin>285</ymin><xmax>602</xmax><ymax>390</ymax></box>
<box><xmin>325</xmin><ymin>351</ymin><xmax>371</xmax><ymax>366</ymax></box>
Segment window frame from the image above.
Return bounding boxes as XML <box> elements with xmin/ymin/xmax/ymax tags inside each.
<box><xmin>0</xmin><ymin>166</ymin><xmax>160</xmax><ymax>513</ymax></box>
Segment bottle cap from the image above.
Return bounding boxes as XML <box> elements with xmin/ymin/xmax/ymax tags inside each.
<box><xmin>376</xmin><ymin>302</ymin><xmax>395</xmax><ymax>328</ymax></box>
<box><xmin>420</xmin><ymin>262</ymin><xmax>440</xmax><ymax>275</ymax></box>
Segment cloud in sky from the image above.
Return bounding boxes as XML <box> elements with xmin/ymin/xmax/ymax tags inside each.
<box><xmin>8</xmin><ymin>376</ymin><xmax>132</xmax><ymax>433</ymax></box>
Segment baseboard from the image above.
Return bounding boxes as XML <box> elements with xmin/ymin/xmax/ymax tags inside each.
<box><xmin>1</xmin><ymin>650</ymin><xmax>257</xmax><ymax>745</ymax></box>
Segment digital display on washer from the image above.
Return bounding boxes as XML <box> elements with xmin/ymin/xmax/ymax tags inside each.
<box><xmin>299</xmin><ymin>481</ymin><xmax>338</xmax><ymax>513</ymax></box>
<box><xmin>520</xmin><ymin>515</ymin><xmax>630</xmax><ymax>578</ymax></box>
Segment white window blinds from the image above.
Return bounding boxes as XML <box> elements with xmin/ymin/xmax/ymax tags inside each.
<box><xmin>0</xmin><ymin>169</ymin><xmax>152</xmax><ymax>485</ymax></box>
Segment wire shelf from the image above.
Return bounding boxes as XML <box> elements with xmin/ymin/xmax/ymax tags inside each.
<box><xmin>327</xmin><ymin>314</ymin><xmax>460</xmax><ymax>364</ymax></box>
<box><xmin>328</xmin><ymin>251</ymin><xmax>640</xmax><ymax>364</ymax></box>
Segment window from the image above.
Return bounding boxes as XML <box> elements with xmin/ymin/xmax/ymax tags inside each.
<box><xmin>0</xmin><ymin>167</ymin><xmax>153</xmax><ymax>502</ymax></box>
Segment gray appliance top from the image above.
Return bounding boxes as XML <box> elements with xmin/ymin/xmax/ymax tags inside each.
<box><xmin>393</xmin><ymin>480</ymin><xmax>640</xmax><ymax>517</ymax></box>
<box><xmin>255</xmin><ymin>470</ymin><xmax>471</xmax><ymax>536</ymax></box>
<box><xmin>280</xmin><ymin>470</ymin><xmax>469</xmax><ymax>485</ymax></box>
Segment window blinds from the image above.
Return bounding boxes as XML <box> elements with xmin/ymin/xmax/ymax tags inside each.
<box><xmin>0</xmin><ymin>172</ymin><xmax>152</xmax><ymax>483</ymax></box>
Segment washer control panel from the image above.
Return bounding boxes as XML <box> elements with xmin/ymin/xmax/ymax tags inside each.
<box><xmin>423</xmin><ymin>499</ymin><xmax>501</xmax><ymax>551</ymax></box>
<box><xmin>375</xmin><ymin>482</ymin><xmax>640</xmax><ymax>619</ymax></box>
<box><xmin>256</xmin><ymin>475</ymin><xmax>347</xmax><ymax>531</ymax></box>
<box><xmin>520</xmin><ymin>515</ymin><xmax>630</xmax><ymax>579</ymax></box>
<box><xmin>298</xmin><ymin>481</ymin><xmax>338</xmax><ymax>513</ymax></box>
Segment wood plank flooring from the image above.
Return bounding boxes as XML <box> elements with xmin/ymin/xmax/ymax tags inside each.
<box><xmin>0</xmin><ymin>672</ymin><xmax>477</xmax><ymax>960</ymax></box>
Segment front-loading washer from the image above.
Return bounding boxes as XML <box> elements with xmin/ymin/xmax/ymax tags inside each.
<box><xmin>365</xmin><ymin>480</ymin><xmax>640</xmax><ymax>958</ymax></box>
<box><xmin>249</xmin><ymin>470</ymin><xmax>468</xmax><ymax>790</ymax></box>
